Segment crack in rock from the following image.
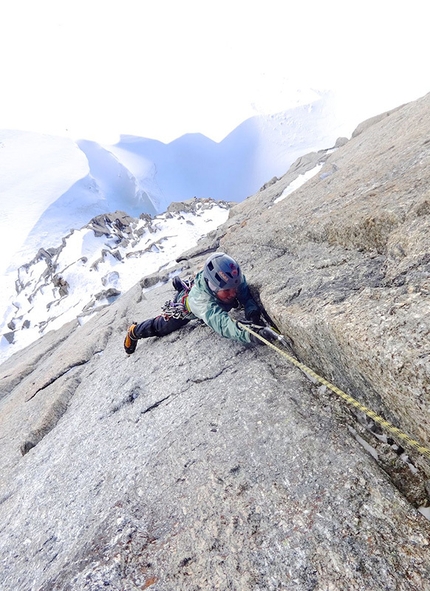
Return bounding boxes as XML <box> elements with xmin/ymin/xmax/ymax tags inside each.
<box><xmin>110</xmin><ymin>387</ymin><xmax>142</xmax><ymax>414</ymax></box>
<box><xmin>25</xmin><ymin>359</ymin><xmax>90</xmax><ymax>402</ymax></box>
<box><xmin>189</xmin><ymin>368</ymin><xmax>226</xmax><ymax>384</ymax></box>
<box><xmin>141</xmin><ymin>396</ymin><xmax>170</xmax><ymax>414</ymax></box>
<box><xmin>21</xmin><ymin>374</ymin><xmax>81</xmax><ymax>455</ymax></box>
<box><xmin>22</xmin><ymin>324</ymin><xmax>112</xmax><ymax>403</ymax></box>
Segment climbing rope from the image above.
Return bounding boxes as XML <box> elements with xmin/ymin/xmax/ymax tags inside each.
<box><xmin>238</xmin><ymin>322</ymin><xmax>430</xmax><ymax>462</ymax></box>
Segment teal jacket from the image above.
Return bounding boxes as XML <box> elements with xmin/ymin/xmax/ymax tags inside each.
<box><xmin>187</xmin><ymin>270</ymin><xmax>259</xmax><ymax>343</ymax></box>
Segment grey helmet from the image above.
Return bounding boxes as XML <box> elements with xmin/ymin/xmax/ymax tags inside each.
<box><xmin>203</xmin><ymin>252</ymin><xmax>243</xmax><ymax>292</ymax></box>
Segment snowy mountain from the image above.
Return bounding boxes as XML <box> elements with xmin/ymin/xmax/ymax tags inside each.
<box><xmin>106</xmin><ymin>91</ymin><xmax>342</xmax><ymax>210</ymax></box>
<box><xmin>0</xmin><ymin>199</ymin><xmax>230</xmax><ymax>365</ymax></box>
<box><xmin>0</xmin><ymin>92</ymin><xmax>343</xmax><ymax>276</ymax></box>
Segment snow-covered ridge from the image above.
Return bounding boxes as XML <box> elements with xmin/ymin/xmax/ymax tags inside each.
<box><xmin>0</xmin><ymin>199</ymin><xmax>230</xmax><ymax>364</ymax></box>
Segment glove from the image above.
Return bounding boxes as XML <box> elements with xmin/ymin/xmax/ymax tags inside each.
<box><xmin>248</xmin><ymin>311</ymin><xmax>264</xmax><ymax>326</ymax></box>
<box><xmin>249</xmin><ymin>326</ymin><xmax>275</xmax><ymax>344</ymax></box>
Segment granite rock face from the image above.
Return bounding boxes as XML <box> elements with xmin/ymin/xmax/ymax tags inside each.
<box><xmin>0</xmin><ymin>94</ymin><xmax>430</xmax><ymax>590</ymax></box>
<box><xmin>220</xmin><ymin>93</ymin><xmax>430</xmax><ymax>460</ymax></box>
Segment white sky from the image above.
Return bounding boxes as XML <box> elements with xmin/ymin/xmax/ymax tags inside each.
<box><xmin>0</xmin><ymin>0</ymin><xmax>429</xmax><ymax>144</ymax></box>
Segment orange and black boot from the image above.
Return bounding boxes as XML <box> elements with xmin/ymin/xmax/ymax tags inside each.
<box><xmin>124</xmin><ymin>323</ymin><xmax>139</xmax><ymax>355</ymax></box>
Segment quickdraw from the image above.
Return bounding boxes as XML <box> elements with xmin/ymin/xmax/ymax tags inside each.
<box><xmin>161</xmin><ymin>298</ymin><xmax>189</xmax><ymax>319</ymax></box>
<box><xmin>161</xmin><ymin>277</ymin><xmax>194</xmax><ymax>320</ymax></box>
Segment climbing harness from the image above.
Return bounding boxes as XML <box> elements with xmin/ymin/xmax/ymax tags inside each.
<box><xmin>238</xmin><ymin>321</ymin><xmax>430</xmax><ymax>462</ymax></box>
<box><xmin>161</xmin><ymin>277</ymin><xmax>194</xmax><ymax>320</ymax></box>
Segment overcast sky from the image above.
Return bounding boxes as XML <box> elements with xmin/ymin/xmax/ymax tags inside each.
<box><xmin>0</xmin><ymin>0</ymin><xmax>428</xmax><ymax>144</ymax></box>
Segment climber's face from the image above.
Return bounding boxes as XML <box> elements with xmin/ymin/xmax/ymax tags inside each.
<box><xmin>216</xmin><ymin>288</ymin><xmax>237</xmax><ymax>303</ymax></box>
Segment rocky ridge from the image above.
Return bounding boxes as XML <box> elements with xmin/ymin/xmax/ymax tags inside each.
<box><xmin>0</xmin><ymin>94</ymin><xmax>429</xmax><ymax>590</ymax></box>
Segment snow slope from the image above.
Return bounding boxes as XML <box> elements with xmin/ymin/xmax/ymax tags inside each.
<box><xmin>107</xmin><ymin>91</ymin><xmax>343</xmax><ymax>211</ymax></box>
<box><xmin>0</xmin><ymin>130</ymin><xmax>89</xmax><ymax>276</ymax></box>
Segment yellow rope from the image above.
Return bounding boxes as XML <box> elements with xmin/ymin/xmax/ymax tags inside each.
<box><xmin>240</xmin><ymin>323</ymin><xmax>430</xmax><ymax>461</ymax></box>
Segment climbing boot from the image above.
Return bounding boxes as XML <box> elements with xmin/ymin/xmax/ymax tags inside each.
<box><xmin>172</xmin><ymin>276</ymin><xmax>183</xmax><ymax>291</ymax></box>
<box><xmin>172</xmin><ymin>276</ymin><xmax>193</xmax><ymax>292</ymax></box>
<box><xmin>124</xmin><ymin>323</ymin><xmax>139</xmax><ymax>355</ymax></box>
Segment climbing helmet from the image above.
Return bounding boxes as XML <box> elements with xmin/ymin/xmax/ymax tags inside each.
<box><xmin>203</xmin><ymin>252</ymin><xmax>243</xmax><ymax>293</ymax></box>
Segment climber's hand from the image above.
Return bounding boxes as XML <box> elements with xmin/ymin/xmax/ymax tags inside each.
<box><xmin>249</xmin><ymin>326</ymin><xmax>275</xmax><ymax>344</ymax></box>
<box><xmin>248</xmin><ymin>311</ymin><xmax>264</xmax><ymax>327</ymax></box>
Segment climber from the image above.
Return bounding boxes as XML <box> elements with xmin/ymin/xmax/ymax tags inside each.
<box><xmin>123</xmin><ymin>252</ymin><xmax>270</xmax><ymax>355</ymax></box>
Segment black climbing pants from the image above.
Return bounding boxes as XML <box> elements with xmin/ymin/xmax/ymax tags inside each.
<box><xmin>134</xmin><ymin>315</ymin><xmax>191</xmax><ymax>339</ymax></box>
